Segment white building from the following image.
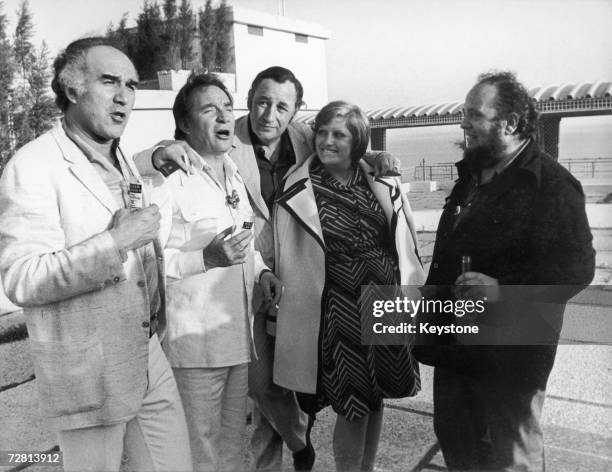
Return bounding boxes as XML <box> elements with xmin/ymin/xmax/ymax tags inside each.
<box><xmin>123</xmin><ymin>6</ymin><xmax>330</xmax><ymax>152</ymax></box>
<box><xmin>229</xmin><ymin>6</ymin><xmax>330</xmax><ymax>110</ymax></box>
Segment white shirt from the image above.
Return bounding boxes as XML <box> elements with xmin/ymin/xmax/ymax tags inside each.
<box><xmin>161</xmin><ymin>152</ymin><xmax>267</xmax><ymax>367</ymax></box>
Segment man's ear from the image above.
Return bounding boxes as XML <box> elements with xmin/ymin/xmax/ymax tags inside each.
<box><xmin>178</xmin><ymin>118</ymin><xmax>190</xmax><ymax>137</ymax></box>
<box><xmin>289</xmin><ymin>101</ymin><xmax>303</xmax><ymax>123</ymax></box>
<box><xmin>505</xmin><ymin>112</ymin><xmax>520</xmax><ymax>135</ymax></box>
<box><xmin>65</xmin><ymin>86</ymin><xmax>80</xmax><ymax>105</ymax></box>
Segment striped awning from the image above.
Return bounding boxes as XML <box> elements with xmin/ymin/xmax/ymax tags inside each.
<box><xmin>295</xmin><ymin>80</ymin><xmax>612</xmax><ymax>125</ymax></box>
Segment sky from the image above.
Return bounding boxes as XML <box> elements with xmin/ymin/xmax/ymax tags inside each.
<box><xmin>2</xmin><ymin>0</ymin><xmax>611</xmax><ymax>109</ymax></box>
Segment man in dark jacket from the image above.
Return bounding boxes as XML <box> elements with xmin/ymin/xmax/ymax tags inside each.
<box><xmin>421</xmin><ymin>72</ymin><xmax>595</xmax><ymax>471</ymax></box>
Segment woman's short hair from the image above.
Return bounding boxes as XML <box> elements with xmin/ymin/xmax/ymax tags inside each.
<box><xmin>313</xmin><ymin>101</ymin><xmax>370</xmax><ymax>165</ymax></box>
<box><xmin>173</xmin><ymin>72</ymin><xmax>234</xmax><ymax>140</ymax></box>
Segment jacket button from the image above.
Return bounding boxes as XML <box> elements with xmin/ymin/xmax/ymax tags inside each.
<box><xmin>113</xmin><ymin>276</ymin><xmax>121</xmax><ymax>283</ymax></box>
<box><xmin>142</xmin><ymin>321</ymin><xmax>150</xmax><ymax>328</ymax></box>
<box><xmin>433</xmin><ymin>263</ymin><xmax>438</xmax><ymax>269</ymax></box>
<box><xmin>137</xmin><ymin>280</ymin><xmax>145</xmax><ymax>288</ymax></box>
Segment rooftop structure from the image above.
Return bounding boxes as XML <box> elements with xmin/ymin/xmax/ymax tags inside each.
<box><xmin>293</xmin><ymin>80</ymin><xmax>612</xmax><ymax>159</ymax></box>
<box><xmin>124</xmin><ymin>6</ymin><xmax>330</xmax><ymax>150</ymax></box>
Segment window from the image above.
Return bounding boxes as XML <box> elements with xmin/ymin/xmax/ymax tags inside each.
<box><xmin>295</xmin><ymin>33</ymin><xmax>308</xmax><ymax>43</ymax></box>
<box><xmin>247</xmin><ymin>25</ymin><xmax>264</xmax><ymax>36</ymax></box>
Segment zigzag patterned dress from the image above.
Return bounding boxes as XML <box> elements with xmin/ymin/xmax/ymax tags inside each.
<box><xmin>305</xmin><ymin>160</ymin><xmax>420</xmax><ymax>421</ymax></box>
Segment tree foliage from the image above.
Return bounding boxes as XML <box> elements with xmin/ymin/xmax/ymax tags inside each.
<box><xmin>0</xmin><ymin>1</ymin><xmax>15</xmax><ymax>170</ymax></box>
<box><xmin>213</xmin><ymin>0</ymin><xmax>231</xmax><ymax>72</ymax></box>
<box><xmin>133</xmin><ymin>1</ymin><xmax>166</xmax><ymax>79</ymax></box>
<box><xmin>198</xmin><ymin>0</ymin><xmax>231</xmax><ymax>72</ymax></box>
<box><xmin>198</xmin><ymin>0</ymin><xmax>216</xmax><ymax>73</ymax></box>
<box><xmin>13</xmin><ymin>0</ymin><xmax>33</xmax><ymax>79</ymax></box>
<box><xmin>104</xmin><ymin>0</ymin><xmax>231</xmax><ymax>80</ymax></box>
<box><xmin>0</xmin><ymin>0</ymin><xmax>57</xmax><ymax>174</ymax></box>
<box><xmin>106</xmin><ymin>13</ymin><xmax>132</xmax><ymax>56</ymax></box>
<box><xmin>25</xmin><ymin>42</ymin><xmax>55</xmax><ymax>138</ymax></box>
<box><xmin>177</xmin><ymin>0</ymin><xmax>194</xmax><ymax>69</ymax></box>
<box><xmin>162</xmin><ymin>0</ymin><xmax>178</xmax><ymax>69</ymax></box>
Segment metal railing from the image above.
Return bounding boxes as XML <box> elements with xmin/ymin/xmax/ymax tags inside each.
<box><xmin>410</xmin><ymin>157</ymin><xmax>612</xmax><ymax>181</ymax></box>
<box><xmin>558</xmin><ymin>157</ymin><xmax>612</xmax><ymax>179</ymax></box>
<box><xmin>412</xmin><ymin>161</ymin><xmax>457</xmax><ymax>181</ymax></box>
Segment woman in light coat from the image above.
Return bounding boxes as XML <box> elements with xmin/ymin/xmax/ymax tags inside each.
<box><xmin>273</xmin><ymin>101</ymin><xmax>425</xmax><ymax>471</ymax></box>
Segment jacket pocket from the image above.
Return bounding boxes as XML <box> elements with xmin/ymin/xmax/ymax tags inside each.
<box><xmin>29</xmin><ymin>336</ymin><xmax>105</xmax><ymax>417</ymax></box>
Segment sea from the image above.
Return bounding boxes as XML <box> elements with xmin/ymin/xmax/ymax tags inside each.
<box><xmin>385</xmin><ymin>115</ymin><xmax>612</xmax><ymax>177</ymax></box>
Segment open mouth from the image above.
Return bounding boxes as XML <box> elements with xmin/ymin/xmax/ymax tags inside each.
<box><xmin>111</xmin><ymin>111</ymin><xmax>126</xmax><ymax>121</ymax></box>
<box><xmin>215</xmin><ymin>129</ymin><xmax>231</xmax><ymax>139</ymax></box>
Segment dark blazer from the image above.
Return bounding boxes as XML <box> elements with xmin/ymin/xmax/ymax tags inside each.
<box><xmin>418</xmin><ymin>139</ymin><xmax>595</xmax><ymax>388</ymax></box>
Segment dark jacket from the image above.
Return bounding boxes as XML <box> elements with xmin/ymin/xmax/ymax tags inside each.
<box><xmin>416</xmin><ymin>139</ymin><xmax>595</xmax><ymax>389</ymax></box>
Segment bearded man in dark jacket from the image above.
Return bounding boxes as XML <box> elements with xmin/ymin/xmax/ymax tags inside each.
<box><xmin>418</xmin><ymin>71</ymin><xmax>595</xmax><ymax>471</ymax></box>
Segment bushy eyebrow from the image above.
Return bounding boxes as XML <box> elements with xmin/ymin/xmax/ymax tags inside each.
<box><xmin>198</xmin><ymin>100</ymin><xmax>233</xmax><ymax>110</ymax></box>
<box><xmin>463</xmin><ymin>106</ymin><xmax>483</xmax><ymax>116</ymax></box>
<box><xmin>100</xmin><ymin>73</ymin><xmax>140</xmax><ymax>88</ymax></box>
<box><xmin>255</xmin><ymin>95</ymin><xmax>289</xmax><ymax>106</ymax></box>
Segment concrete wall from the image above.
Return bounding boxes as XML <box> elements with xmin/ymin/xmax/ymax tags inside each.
<box><xmin>230</xmin><ymin>7</ymin><xmax>330</xmax><ymax>110</ymax></box>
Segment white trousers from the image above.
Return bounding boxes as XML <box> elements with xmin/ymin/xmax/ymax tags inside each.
<box><xmin>58</xmin><ymin>334</ymin><xmax>192</xmax><ymax>472</ymax></box>
<box><xmin>174</xmin><ymin>363</ymin><xmax>249</xmax><ymax>472</ymax></box>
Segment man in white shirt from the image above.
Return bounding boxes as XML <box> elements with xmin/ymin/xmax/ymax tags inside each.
<box><xmin>138</xmin><ymin>72</ymin><xmax>283</xmax><ymax>471</ymax></box>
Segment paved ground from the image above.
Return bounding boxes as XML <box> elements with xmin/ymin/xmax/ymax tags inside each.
<box><xmin>1</xmin><ymin>183</ymin><xmax>611</xmax><ymax>471</ymax></box>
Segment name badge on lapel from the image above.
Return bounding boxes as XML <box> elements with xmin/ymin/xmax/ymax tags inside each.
<box><xmin>128</xmin><ymin>182</ymin><xmax>143</xmax><ymax>209</ymax></box>
<box><xmin>128</xmin><ymin>178</ymin><xmax>152</xmax><ymax>209</ymax></box>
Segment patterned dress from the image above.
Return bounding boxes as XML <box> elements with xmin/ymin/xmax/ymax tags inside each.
<box><xmin>304</xmin><ymin>160</ymin><xmax>420</xmax><ymax>421</ymax></box>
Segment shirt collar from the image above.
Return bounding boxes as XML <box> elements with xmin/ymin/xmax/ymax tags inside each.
<box><xmin>456</xmin><ymin>138</ymin><xmax>541</xmax><ymax>188</ymax></box>
<box><xmin>247</xmin><ymin>115</ymin><xmax>291</xmax><ymax>161</ymax></box>
<box><xmin>480</xmin><ymin>139</ymin><xmax>529</xmax><ymax>183</ymax></box>
<box><xmin>62</xmin><ymin>119</ymin><xmax>123</xmax><ymax>174</ymax></box>
<box><xmin>192</xmin><ymin>150</ymin><xmax>238</xmax><ymax>180</ymax></box>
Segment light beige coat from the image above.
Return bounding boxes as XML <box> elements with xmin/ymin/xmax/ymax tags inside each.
<box><xmin>0</xmin><ymin>124</ymin><xmax>170</xmax><ymax>430</ymax></box>
<box><xmin>230</xmin><ymin>116</ymin><xmax>313</xmax><ymax>270</ymax></box>
<box><xmin>272</xmin><ymin>155</ymin><xmax>425</xmax><ymax>393</ymax></box>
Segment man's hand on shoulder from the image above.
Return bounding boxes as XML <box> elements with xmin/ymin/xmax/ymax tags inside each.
<box><xmin>366</xmin><ymin>151</ymin><xmax>401</xmax><ymax>178</ymax></box>
<box><xmin>152</xmin><ymin>140</ymin><xmax>200</xmax><ymax>175</ymax></box>
<box><xmin>109</xmin><ymin>205</ymin><xmax>161</xmax><ymax>254</ymax></box>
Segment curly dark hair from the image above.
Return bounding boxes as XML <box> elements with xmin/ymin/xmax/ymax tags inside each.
<box><xmin>51</xmin><ymin>37</ymin><xmax>121</xmax><ymax>112</ymax></box>
<box><xmin>173</xmin><ymin>72</ymin><xmax>234</xmax><ymax>140</ymax></box>
<box><xmin>475</xmin><ymin>71</ymin><xmax>539</xmax><ymax>140</ymax></box>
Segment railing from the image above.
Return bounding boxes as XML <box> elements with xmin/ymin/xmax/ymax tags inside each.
<box><xmin>411</xmin><ymin>157</ymin><xmax>612</xmax><ymax>181</ymax></box>
<box><xmin>558</xmin><ymin>158</ymin><xmax>612</xmax><ymax>179</ymax></box>
<box><xmin>412</xmin><ymin>161</ymin><xmax>457</xmax><ymax>181</ymax></box>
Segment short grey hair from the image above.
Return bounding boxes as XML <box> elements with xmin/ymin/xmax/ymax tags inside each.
<box><xmin>51</xmin><ymin>37</ymin><xmax>119</xmax><ymax>111</ymax></box>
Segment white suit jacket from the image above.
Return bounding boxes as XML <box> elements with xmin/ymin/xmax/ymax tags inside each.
<box><xmin>0</xmin><ymin>123</ymin><xmax>170</xmax><ymax>430</ymax></box>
